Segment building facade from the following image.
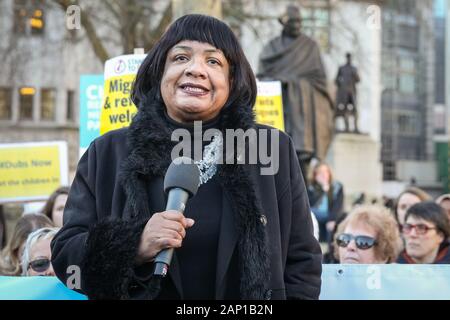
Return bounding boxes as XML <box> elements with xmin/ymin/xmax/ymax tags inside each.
<box><xmin>0</xmin><ymin>0</ymin><xmax>104</xmax><ymax>180</ymax></box>
<box><xmin>380</xmin><ymin>0</ymin><xmax>438</xmax><ymax>192</ymax></box>
<box><xmin>2</xmin><ymin>0</ymin><xmax>440</xmax><ymax>203</ymax></box>
<box><xmin>433</xmin><ymin>0</ymin><xmax>449</xmax><ymax>192</ymax></box>
<box><xmin>240</xmin><ymin>0</ymin><xmax>383</xmax><ymax>140</ymax></box>
<box><xmin>239</xmin><ymin>0</ymin><xmax>383</xmax><ymax>204</ymax></box>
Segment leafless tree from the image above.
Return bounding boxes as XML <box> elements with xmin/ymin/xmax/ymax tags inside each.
<box><xmin>50</xmin><ymin>0</ymin><xmax>279</xmax><ymax>64</ymax></box>
<box><xmin>51</xmin><ymin>0</ymin><xmax>173</xmax><ymax>64</ymax></box>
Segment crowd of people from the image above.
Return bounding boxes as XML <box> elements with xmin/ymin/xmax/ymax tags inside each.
<box><xmin>308</xmin><ymin>163</ymin><xmax>450</xmax><ymax>265</ymax></box>
<box><xmin>0</xmin><ymin>187</ymin><xmax>67</xmax><ymax>277</ymax></box>
<box><xmin>1</xmin><ymin>161</ymin><xmax>450</xmax><ymax>282</ymax></box>
<box><xmin>0</xmin><ymin>13</ymin><xmax>449</xmax><ymax>301</ymax></box>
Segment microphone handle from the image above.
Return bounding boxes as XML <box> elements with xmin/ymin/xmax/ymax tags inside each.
<box><xmin>153</xmin><ymin>188</ymin><xmax>189</xmax><ymax>277</ymax></box>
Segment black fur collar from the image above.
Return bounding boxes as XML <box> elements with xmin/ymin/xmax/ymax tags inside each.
<box><xmin>119</xmin><ymin>93</ymin><xmax>270</xmax><ymax>299</ymax></box>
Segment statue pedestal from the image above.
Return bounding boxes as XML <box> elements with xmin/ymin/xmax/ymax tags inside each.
<box><xmin>325</xmin><ymin>133</ymin><xmax>383</xmax><ymax>211</ymax></box>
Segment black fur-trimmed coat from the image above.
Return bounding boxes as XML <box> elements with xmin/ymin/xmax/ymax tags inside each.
<box><xmin>50</xmin><ymin>96</ymin><xmax>322</xmax><ymax>300</ymax></box>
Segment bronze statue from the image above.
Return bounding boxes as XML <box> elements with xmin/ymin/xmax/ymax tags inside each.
<box><xmin>258</xmin><ymin>4</ymin><xmax>334</xmax><ymax>177</ymax></box>
<box><xmin>335</xmin><ymin>53</ymin><xmax>360</xmax><ymax>133</ymax></box>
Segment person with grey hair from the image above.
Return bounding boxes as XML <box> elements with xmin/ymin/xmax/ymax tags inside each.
<box><xmin>22</xmin><ymin>227</ymin><xmax>59</xmax><ymax>276</ymax></box>
<box><xmin>0</xmin><ymin>213</ymin><xmax>54</xmax><ymax>276</ymax></box>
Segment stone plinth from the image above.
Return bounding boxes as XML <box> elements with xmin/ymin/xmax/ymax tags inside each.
<box><xmin>326</xmin><ymin>133</ymin><xmax>383</xmax><ymax>211</ymax></box>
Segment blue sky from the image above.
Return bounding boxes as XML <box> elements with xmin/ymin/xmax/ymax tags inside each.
<box><xmin>434</xmin><ymin>0</ymin><xmax>446</xmax><ymax>17</ymax></box>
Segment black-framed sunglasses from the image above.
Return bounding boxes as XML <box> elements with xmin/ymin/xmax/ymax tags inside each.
<box><xmin>28</xmin><ymin>258</ymin><xmax>51</xmax><ymax>273</ymax></box>
<box><xmin>336</xmin><ymin>233</ymin><xmax>377</xmax><ymax>250</ymax></box>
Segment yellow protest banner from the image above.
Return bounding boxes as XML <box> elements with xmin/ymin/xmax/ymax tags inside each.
<box><xmin>100</xmin><ymin>54</ymin><xmax>146</xmax><ymax>135</ymax></box>
<box><xmin>254</xmin><ymin>81</ymin><xmax>285</xmax><ymax>131</ymax></box>
<box><xmin>0</xmin><ymin>142</ymin><xmax>68</xmax><ymax>203</ymax></box>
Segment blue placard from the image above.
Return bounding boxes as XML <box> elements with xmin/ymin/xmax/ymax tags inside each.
<box><xmin>2</xmin><ymin>265</ymin><xmax>450</xmax><ymax>300</ymax></box>
<box><xmin>79</xmin><ymin>75</ymin><xmax>104</xmax><ymax>157</ymax></box>
<box><xmin>320</xmin><ymin>264</ymin><xmax>450</xmax><ymax>300</ymax></box>
<box><xmin>0</xmin><ymin>276</ymin><xmax>86</xmax><ymax>300</ymax></box>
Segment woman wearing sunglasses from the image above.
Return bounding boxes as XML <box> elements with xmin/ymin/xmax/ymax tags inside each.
<box><xmin>21</xmin><ymin>228</ymin><xmax>59</xmax><ymax>276</ymax></box>
<box><xmin>0</xmin><ymin>214</ymin><xmax>54</xmax><ymax>276</ymax></box>
<box><xmin>397</xmin><ymin>201</ymin><xmax>450</xmax><ymax>264</ymax></box>
<box><xmin>334</xmin><ymin>205</ymin><xmax>402</xmax><ymax>264</ymax></box>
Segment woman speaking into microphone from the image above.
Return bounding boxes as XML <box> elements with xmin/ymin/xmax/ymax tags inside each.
<box><xmin>51</xmin><ymin>14</ymin><xmax>322</xmax><ymax>300</ymax></box>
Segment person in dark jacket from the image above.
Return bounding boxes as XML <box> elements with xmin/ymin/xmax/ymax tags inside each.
<box><xmin>397</xmin><ymin>201</ymin><xmax>450</xmax><ymax>264</ymax></box>
<box><xmin>51</xmin><ymin>14</ymin><xmax>322</xmax><ymax>300</ymax></box>
<box><xmin>307</xmin><ymin>162</ymin><xmax>344</xmax><ymax>243</ymax></box>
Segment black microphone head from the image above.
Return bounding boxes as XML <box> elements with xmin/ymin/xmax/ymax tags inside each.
<box><xmin>164</xmin><ymin>157</ymin><xmax>200</xmax><ymax>197</ymax></box>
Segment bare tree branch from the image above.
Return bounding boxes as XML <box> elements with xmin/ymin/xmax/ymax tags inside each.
<box><xmin>53</xmin><ymin>0</ymin><xmax>110</xmax><ymax>63</ymax></box>
<box><xmin>144</xmin><ymin>1</ymin><xmax>172</xmax><ymax>51</ymax></box>
<box><xmin>103</xmin><ymin>0</ymin><xmax>122</xmax><ymax>21</ymax></box>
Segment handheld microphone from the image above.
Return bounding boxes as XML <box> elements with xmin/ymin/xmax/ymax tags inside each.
<box><xmin>153</xmin><ymin>157</ymin><xmax>200</xmax><ymax>277</ymax></box>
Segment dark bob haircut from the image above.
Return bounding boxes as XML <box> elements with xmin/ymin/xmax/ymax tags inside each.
<box><xmin>405</xmin><ymin>201</ymin><xmax>450</xmax><ymax>239</ymax></box>
<box><xmin>131</xmin><ymin>14</ymin><xmax>257</xmax><ymax>112</ymax></box>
